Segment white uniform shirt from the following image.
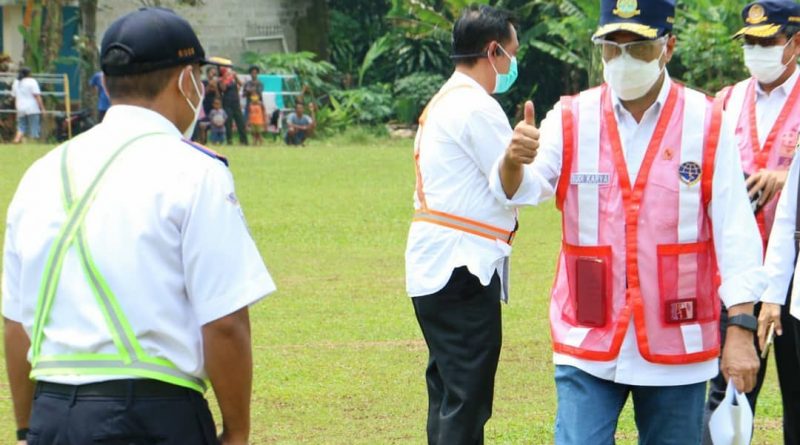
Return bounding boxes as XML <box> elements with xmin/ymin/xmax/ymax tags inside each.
<box><xmin>763</xmin><ymin>156</ymin><xmax>800</xmax><ymax>311</ymax></box>
<box><xmin>1</xmin><ymin>105</ymin><xmax>275</xmax><ymax>384</ymax></box>
<box><xmin>405</xmin><ymin>72</ymin><xmax>515</xmax><ymax>298</ymax></box>
<box><xmin>489</xmin><ymin>75</ymin><xmax>767</xmax><ymax>386</ymax></box>
<box><xmin>12</xmin><ymin>77</ymin><xmax>42</xmax><ymax>116</ymax></box>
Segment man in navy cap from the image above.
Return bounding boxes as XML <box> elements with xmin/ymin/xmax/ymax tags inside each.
<box><xmin>2</xmin><ymin>7</ymin><xmax>274</xmax><ymax>445</ymax></box>
<box><xmin>490</xmin><ymin>0</ymin><xmax>766</xmax><ymax>443</ymax></box>
<box><xmin>706</xmin><ymin>1</ymin><xmax>800</xmax><ymax>443</ymax></box>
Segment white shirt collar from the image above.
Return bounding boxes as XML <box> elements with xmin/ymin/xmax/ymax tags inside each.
<box><xmin>102</xmin><ymin>105</ymin><xmax>182</xmax><ymax>136</ymax></box>
<box><xmin>611</xmin><ymin>71</ymin><xmax>673</xmax><ymax>119</ymax></box>
<box><xmin>755</xmin><ymin>65</ymin><xmax>800</xmax><ymax>98</ymax></box>
<box><xmin>450</xmin><ymin>71</ymin><xmax>490</xmax><ymax>93</ymax></box>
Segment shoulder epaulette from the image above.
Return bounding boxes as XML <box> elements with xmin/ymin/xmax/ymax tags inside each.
<box><xmin>181</xmin><ymin>139</ymin><xmax>229</xmax><ymax>167</ymax></box>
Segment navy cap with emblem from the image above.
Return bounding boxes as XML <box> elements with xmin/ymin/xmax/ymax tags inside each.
<box><xmin>101</xmin><ymin>7</ymin><xmax>222</xmax><ymax>76</ymax></box>
<box><xmin>593</xmin><ymin>0</ymin><xmax>676</xmax><ymax>40</ymax></box>
<box><xmin>734</xmin><ymin>1</ymin><xmax>800</xmax><ymax>39</ymax></box>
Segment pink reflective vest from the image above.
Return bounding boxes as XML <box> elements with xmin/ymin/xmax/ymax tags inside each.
<box><xmin>720</xmin><ymin>77</ymin><xmax>800</xmax><ymax>244</ymax></box>
<box><xmin>550</xmin><ymin>83</ymin><xmax>725</xmax><ymax>365</ymax></box>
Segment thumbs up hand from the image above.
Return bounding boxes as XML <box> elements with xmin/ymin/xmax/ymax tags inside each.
<box><xmin>504</xmin><ymin>100</ymin><xmax>539</xmax><ymax>168</ymax></box>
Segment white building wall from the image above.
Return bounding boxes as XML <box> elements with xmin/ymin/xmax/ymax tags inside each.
<box><xmin>96</xmin><ymin>0</ymin><xmax>315</xmax><ymax>65</ymax></box>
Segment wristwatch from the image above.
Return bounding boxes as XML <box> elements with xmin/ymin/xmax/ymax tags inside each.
<box><xmin>16</xmin><ymin>428</ymin><xmax>29</xmax><ymax>441</ymax></box>
<box><xmin>728</xmin><ymin>314</ymin><xmax>758</xmax><ymax>333</ymax></box>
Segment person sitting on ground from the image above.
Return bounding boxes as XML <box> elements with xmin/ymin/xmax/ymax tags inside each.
<box><xmin>285</xmin><ymin>102</ymin><xmax>313</xmax><ymax>146</ymax></box>
<box><xmin>207</xmin><ymin>98</ymin><xmax>227</xmax><ymax>145</ymax></box>
<box><xmin>248</xmin><ymin>94</ymin><xmax>266</xmax><ymax>146</ymax></box>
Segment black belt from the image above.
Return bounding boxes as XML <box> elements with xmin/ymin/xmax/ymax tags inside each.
<box><xmin>36</xmin><ymin>379</ymin><xmax>191</xmax><ymax>398</ymax></box>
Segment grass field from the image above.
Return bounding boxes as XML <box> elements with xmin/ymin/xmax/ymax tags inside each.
<box><xmin>0</xmin><ymin>132</ymin><xmax>786</xmax><ymax>444</ymax></box>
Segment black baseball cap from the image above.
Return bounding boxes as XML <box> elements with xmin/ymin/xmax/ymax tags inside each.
<box><xmin>101</xmin><ymin>7</ymin><xmax>221</xmax><ymax>76</ymax></box>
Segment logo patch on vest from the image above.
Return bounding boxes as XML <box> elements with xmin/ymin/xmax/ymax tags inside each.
<box><xmin>570</xmin><ymin>173</ymin><xmax>611</xmax><ymax>186</ymax></box>
<box><xmin>666</xmin><ymin>299</ymin><xmax>697</xmax><ymax>323</ymax></box>
<box><xmin>678</xmin><ymin>161</ymin><xmax>702</xmax><ymax>186</ymax></box>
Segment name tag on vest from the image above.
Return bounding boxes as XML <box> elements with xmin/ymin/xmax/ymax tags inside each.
<box><xmin>571</xmin><ymin>173</ymin><xmax>611</xmax><ymax>186</ymax></box>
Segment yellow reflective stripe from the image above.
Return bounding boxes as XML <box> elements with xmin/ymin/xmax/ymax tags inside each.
<box><xmin>32</xmin><ymin>132</ymin><xmax>207</xmax><ymax>393</ymax></box>
<box><xmin>31</xmin><ymin>365</ymin><xmax>206</xmax><ymax>393</ymax></box>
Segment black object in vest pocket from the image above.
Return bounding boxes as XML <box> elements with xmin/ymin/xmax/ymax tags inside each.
<box><xmin>575</xmin><ymin>257</ymin><xmax>607</xmax><ymax>327</ymax></box>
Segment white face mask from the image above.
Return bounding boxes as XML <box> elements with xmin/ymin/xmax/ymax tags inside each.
<box><xmin>178</xmin><ymin>68</ymin><xmax>204</xmax><ymax>139</ymax></box>
<box><xmin>603</xmin><ymin>46</ymin><xmax>665</xmax><ymax>101</ymax></box>
<box><xmin>744</xmin><ymin>41</ymin><xmax>793</xmax><ymax>85</ymax></box>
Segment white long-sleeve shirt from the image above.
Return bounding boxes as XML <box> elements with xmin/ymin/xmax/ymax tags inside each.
<box><xmin>763</xmin><ymin>155</ymin><xmax>800</xmax><ymax>312</ymax></box>
<box><xmin>405</xmin><ymin>72</ymin><xmax>516</xmax><ymax>299</ymax></box>
<box><xmin>489</xmin><ymin>75</ymin><xmax>767</xmax><ymax>386</ymax></box>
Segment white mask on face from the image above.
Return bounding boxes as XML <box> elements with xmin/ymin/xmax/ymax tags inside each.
<box><xmin>744</xmin><ymin>40</ymin><xmax>793</xmax><ymax>85</ymax></box>
<box><xmin>178</xmin><ymin>68</ymin><xmax>204</xmax><ymax>139</ymax></box>
<box><xmin>603</xmin><ymin>46</ymin><xmax>666</xmax><ymax>101</ymax></box>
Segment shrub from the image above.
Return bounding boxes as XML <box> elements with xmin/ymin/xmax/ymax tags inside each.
<box><xmin>393</xmin><ymin>72</ymin><xmax>446</xmax><ymax>124</ymax></box>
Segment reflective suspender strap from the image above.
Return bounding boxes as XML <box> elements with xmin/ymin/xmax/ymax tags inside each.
<box><xmin>414</xmin><ymin>84</ymin><xmax>517</xmax><ymax>245</ymax></box>
<box><xmin>413</xmin><ymin>209</ymin><xmax>516</xmax><ymax>245</ymax></box>
<box><xmin>30</xmin><ymin>132</ymin><xmax>207</xmax><ymax>393</ymax></box>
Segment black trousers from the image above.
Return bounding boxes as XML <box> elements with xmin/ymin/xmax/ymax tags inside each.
<box><xmin>223</xmin><ymin>101</ymin><xmax>248</xmax><ymax>145</ymax></box>
<box><xmin>703</xmin><ymin>294</ymin><xmax>800</xmax><ymax>445</ymax></box>
<box><xmin>26</xmin><ymin>380</ymin><xmax>218</xmax><ymax>445</ymax></box>
<box><xmin>412</xmin><ymin>267</ymin><xmax>502</xmax><ymax>445</ymax></box>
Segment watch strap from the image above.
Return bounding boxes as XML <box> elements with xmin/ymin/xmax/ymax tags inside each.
<box><xmin>16</xmin><ymin>428</ymin><xmax>29</xmax><ymax>441</ymax></box>
<box><xmin>728</xmin><ymin>314</ymin><xmax>758</xmax><ymax>332</ymax></box>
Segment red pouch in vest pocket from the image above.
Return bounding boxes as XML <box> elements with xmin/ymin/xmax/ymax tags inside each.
<box><xmin>576</xmin><ymin>258</ymin><xmax>607</xmax><ymax>327</ymax></box>
<box><xmin>657</xmin><ymin>241</ymin><xmax>716</xmax><ymax>325</ymax></box>
<box><xmin>563</xmin><ymin>244</ymin><xmax>613</xmax><ymax>328</ymax></box>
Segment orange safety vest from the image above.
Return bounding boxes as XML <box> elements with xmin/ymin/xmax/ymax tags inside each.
<box><xmin>413</xmin><ymin>84</ymin><xmax>517</xmax><ymax>245</ymax></box>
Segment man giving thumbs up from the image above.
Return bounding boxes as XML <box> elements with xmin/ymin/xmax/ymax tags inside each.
<box><xmin>404</xmin><ymin>4</ymin><xmax>539</xmax><ymax>444</ymax></box>
<box><xmin>489</xmin><ymin>0</ymin><xmax>766</xmax><ymax>443</ymax></box>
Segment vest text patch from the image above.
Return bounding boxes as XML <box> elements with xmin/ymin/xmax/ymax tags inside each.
<box><xmin>570</xmin><ymin>173</ymin><xmax>611</xmax><ymax>185</ymax></box>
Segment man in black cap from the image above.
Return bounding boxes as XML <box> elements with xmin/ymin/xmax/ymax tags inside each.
<box><xmin>2</xmin><ymin>7</ymin><xmax>274</xmax><ymax>445</ymax></box>
<box><xmin>706</xmin><ymin>1</ymin><xmax>800</xmax><ymax>443</ymax></box>
<box><xmin>491</xmin><ymin>0</ymin><xmax>765</xmax><ymax>443</ymax></box>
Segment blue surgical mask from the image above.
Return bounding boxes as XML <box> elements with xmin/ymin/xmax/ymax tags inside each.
<box><xmin>491</xmin><ymin>44</ymin><xmax>518</xmax><ymax>94</ymax></box>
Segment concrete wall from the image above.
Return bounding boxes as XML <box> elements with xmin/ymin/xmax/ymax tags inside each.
<box><xmin>95</xmin><ymin>0</ymin><xmax>315</xmax><ymax>65</ymax></box>
<box><xmin>3</xmin><ymin>5</ymin><xmax>22</xmax><ymax>65</ymax></box>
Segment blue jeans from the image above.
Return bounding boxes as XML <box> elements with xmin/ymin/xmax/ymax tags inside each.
<box><xmin>554</xmin><ymin>365</ymin><xmax>706</xmax><ymax>445</ymax></box>
<box><xmin>209</xmin><ymin>127</ymin><xmax>226</xmax><ymax>144</ymax></box>
<box><xmin>18</xmin><ymin>113</ymin><xmax>41</xmax><ymax>138</ymax></box>
<box><xmin>285</xmin><ymin>129</ymin><xmax>307</xmax><ymax>145</ymax></box>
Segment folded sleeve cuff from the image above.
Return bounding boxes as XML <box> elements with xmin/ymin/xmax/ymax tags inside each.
<box><xmin>488</xmin><ymin>159</ymin><xmax>553</xmax><ymax>208</ymax></box>
<box><xmin>193</xmin><ymin>273</ymin><xmax>276</xmax><ymax>326</ymax></box>
<box><xmin>718</xmin><ymin>267</ymin><xmax>767</xmax><ymax>309</ymax></box>
<box><xmin>760</xmin><ymin>282</ymin><xmax>789</xmax><ymax>305</ymax></box>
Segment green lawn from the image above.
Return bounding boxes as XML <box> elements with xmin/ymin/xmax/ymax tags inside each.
<box><xmin>0</xmin><ymin>133</ymin><xmax>785</xmax><ymax>444</ymax></box>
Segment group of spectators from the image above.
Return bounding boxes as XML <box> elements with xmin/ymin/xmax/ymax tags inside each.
<box><xmin>10</xmin><ymin>61</ymin><xmax>318</xmax><ymax>146</ymax></box>
<box><xmin>195</xmin><ymin>63</ymin><xmax>316</xmax><ymax>147</ymax></box>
